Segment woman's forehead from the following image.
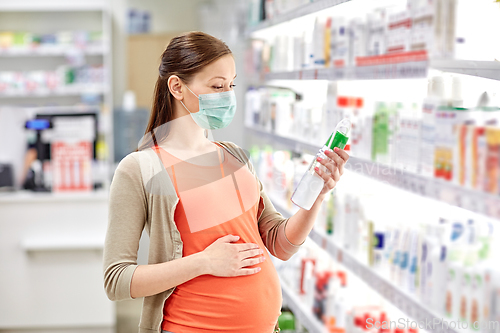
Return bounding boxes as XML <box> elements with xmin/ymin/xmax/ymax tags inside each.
<box><xmin>195</xmin><ymin>55</ymin><xmax>236</xmax><ymax>81</ymax></box>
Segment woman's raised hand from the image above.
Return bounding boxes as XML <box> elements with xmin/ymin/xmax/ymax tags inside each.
<box><xmin>200</xmin><ymin>234</ymin><xmax>266</xmax><ymax>277</ymax></box>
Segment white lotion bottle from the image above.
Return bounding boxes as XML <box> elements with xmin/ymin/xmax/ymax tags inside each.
<box><xmin>291</xmin><ymin>118</ymin><xmax>351</xmax><ymax>210</ymax></box>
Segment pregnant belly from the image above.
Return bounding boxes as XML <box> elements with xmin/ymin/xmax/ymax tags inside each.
<box><xmin>162</xmin><ymin>257</ymin><xmax>282</xmax><ymax>333</ymax></box>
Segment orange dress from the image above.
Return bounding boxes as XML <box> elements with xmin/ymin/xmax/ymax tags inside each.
<box><xmin>155</xmin><ymin>142</ymin><xmax>282</xmax><ymax>333</ymax></box>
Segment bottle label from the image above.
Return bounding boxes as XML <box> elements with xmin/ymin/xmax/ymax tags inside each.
<box><xmin>330</xmin><ymin>131</ymin><xmax>349</xmax><ymax>150</ymax></box>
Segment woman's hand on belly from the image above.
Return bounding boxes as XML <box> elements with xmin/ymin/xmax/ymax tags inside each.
<box><xmin>199</xmin><ymin>234</ymin><xmax>266</xmax><ymax>277</ymax></box>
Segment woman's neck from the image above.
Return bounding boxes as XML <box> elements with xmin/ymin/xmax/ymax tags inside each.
<box><xmin>158</xmin><ymin>107</ymin><xmax>213</xmax><ymax>152</ymax></box>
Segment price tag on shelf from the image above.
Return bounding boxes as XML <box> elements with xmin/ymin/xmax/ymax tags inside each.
<box><xmin>415</xmin><ymin>176</ymin><xmax>425</xmax><ymax>196</ymax></box>
<box><xmin>321</xmin><ymin>237</ymin><xmax>327</xmax><ymax>250</ymax></box>
<box><xmin>370</xmin><ymin>274</ymin><xmax>381</xmax><ymax>291</ymax></box>
<box><xmin>440</xmin><ymin>184</ymin><xmax>457</xmax><ymax>206</ymax></box>
<box><xmin>358</xmin><ymin>260</ymin><xmax>365</xmax><ymax>274</ymax></box>
<box><xmin>333</xmin><ymin>68</ymin><xmax>346</xmax><ymax>80</ymax></box>
<box><xmin>389</xmin><ymin>287</ymin><xmax>397</xmax><ymax>304</ymax></box>
<box><xmin>406</xmin><ymin>301</ymin><xmax>417</xmax><ymax>319</ymax></box>
<box><xmin>336</xmin><ymin>249</ymin><xmax>343</xmax><ymax>264</ymax></box>
<box><xmin>380</xmin><ymin>281</ymin><xmax>390</xmax><ymax>299</ymax></box>
<box><xmin>432</xmin><ymin>182</ymin><xmax>442</xmax><ymax>200</ymax></box>
<box><xmin>343</xmin><ymin>252</ymin><xmax>353</xmax><ymax>269</ymax></box>
<box><xmin>402</xmin><ymin>299</ymin><xmax>414</xmax><ymax>318</ymax></box>
<box><xmin>469</xmin><ymin>194</ymin><xmax>485</xmax><ymax>216</ymax></box>
<box><xmin>326</xmin><ymin>240</ymin><xmax>337</xmax><ymax>258</ymax></box>
<box><xmin>309</xmin><ymin>229</ymin><xmax>320</xmax><ymax>244</ymax></box>
<box><xmin>393</xmin><ymin>292</ymin><xmax>403</xmax><ymax>310</ymax></box>
<box><xmin>403</xmin><ymin>174</ymin><xmax>410</xmax><ymax>190</ymax></box>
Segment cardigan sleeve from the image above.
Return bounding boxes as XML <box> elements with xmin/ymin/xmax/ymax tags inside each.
<box><xmin>220</xmin><ymin>141</ymin><xmax>304</xmax><ymax>261</ymax></box>
<box><xmin>103</xmin><ymin>153</ymin><xmax>147</xmax><ymax>301</ymax></box>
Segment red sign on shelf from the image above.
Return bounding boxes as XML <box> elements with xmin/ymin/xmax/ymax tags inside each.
<box><xmin>355</xmin><ymin>50</ymin><xmax>428</xmax><ymax>67</ymax></box>
<box><xmin>52</xmin><ymin>141</ymin><xmax>92</xmax><ymax>192</ymax></box>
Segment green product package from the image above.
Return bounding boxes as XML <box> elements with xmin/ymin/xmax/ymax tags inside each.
<box><xmin>278</xmin><ymin>311</ymin><xmax>295</xmax><ymax>330</ymax></box>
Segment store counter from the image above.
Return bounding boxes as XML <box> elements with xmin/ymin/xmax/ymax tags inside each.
<box><xmin>0</xmin><ymin>190</ymin><xmax>115</xmax><ymax>333</ymax></box>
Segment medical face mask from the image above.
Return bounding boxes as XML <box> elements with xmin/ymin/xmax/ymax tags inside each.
<box><xmin>179</xmin><ymin>84</ymin><xmax>237</xmax><ymax>130</ymax></box>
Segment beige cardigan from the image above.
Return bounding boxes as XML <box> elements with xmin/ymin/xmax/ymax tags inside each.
<box><xmin>103</xmin><ymin>140</ymin><xmax>303</xmax><ymax>333</ymax></box>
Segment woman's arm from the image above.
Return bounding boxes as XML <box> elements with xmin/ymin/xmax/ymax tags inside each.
<box><xmin>103</xmin><ymin>154</ymin><xmax>148</xmax><ymax>301</ymax></box>
<box><xmin>130</xmin><ymin>234</ymin><xmax>264</xmax><ymax>298</ymax></box>
<box><xmin>130</xmin><ymin>253</ymin><xmax>206</xmax><ymax>299</ymax></box>
<box><xmin>244</xmin><ymin>144</ymin><xmax>348</xmax><ymax>261</ymax></box>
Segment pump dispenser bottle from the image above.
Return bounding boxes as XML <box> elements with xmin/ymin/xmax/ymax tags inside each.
<box><xmin>291</xmin><ymin>118</ymin><xmax>351</xmax><ymax>210</ymax></box>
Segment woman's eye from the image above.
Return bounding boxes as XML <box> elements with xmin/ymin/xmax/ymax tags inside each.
<box><xmin>213</xmin><ymin>86</ymin><xmax>223</xmax><ymax>89</ymax></box>
<box><xmin>230</xmin><ymin>84</ymin><xmax>236</xmax><ymax>88</ymax></box>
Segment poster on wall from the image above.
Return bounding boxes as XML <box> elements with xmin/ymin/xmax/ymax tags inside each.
<box><xmin>51</xmin><ymin>141</ymin><xmax>92</xmax><ymax>192</ymax></box>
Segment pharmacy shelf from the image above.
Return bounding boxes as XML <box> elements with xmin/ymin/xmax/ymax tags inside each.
<box><xmin>431</xmin><ymin>59</ymin><xmax>500</xmax><ymax>81</ymax></box>
<box><xmin>0</xmin><ymin>84</ymin><xmax>107</xmax><ymax>98</ymax></box>
<box><xmin>270</xmin><ymin>196</ymin><xmax>460</xmax><ymax>333</ymax></box>
<box><xmin>279</xmin><ymin>274</ymin><xmax>327</xmax><ymax>333</ymax></box>
<box><xmin>247</xmin><ymin>125</ymin><xmax>500</xmax><ymax>219</ymax></box>
<box><xmin>21</xmin><ymin>235</ymin><xmax>105</xmax><ymax>252</ymax></box>
<box><xmin>265</xmin><ymin>60</ymin><xmax>428</xmax><ymax>81</ymax></box>
<box><xmin>247</xmin><ymin>0</ymin><xmax>352</xmax><ymax>34</ymax></box>
<box><xmin>308</xmin><ymin>228</ymin><xmax>461</xmax><ymax>333</ymax></box>
<box><xmin>263</xmin><ymin>59</ymin><xmax>500</xmax><ymax>82</ymax></box>
<box><xmin>0</xmin><ymin>3</ymin><xmax>109</xmax><ymax>11</ymax></box>
<box><xmin>246</xmin><ymin>125</ymin><xmax>320</xmax><ymax>155</ymax></box>
<box><xmin>0</xmin><ymin>45</ymin><xmax>108</xmax><ymax>57</ymax></box>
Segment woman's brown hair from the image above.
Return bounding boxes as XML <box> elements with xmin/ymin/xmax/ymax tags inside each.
<box><xmin>135</xmin><ymin>31</ymin><xmax>232</xmax><ymax>152</ymax></box>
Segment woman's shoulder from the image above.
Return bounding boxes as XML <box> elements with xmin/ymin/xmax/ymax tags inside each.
<box><xmin>215</xmin><ymin>140</ymin><xmax>250</xmax><ymax>164</ymax></box>
<box><xmin>114</xmin><ymin>149</ymin><xmax>175</xmax><ymax>195</ymax></box>
<box><xmin>115</xmin><ymin>149</ymin><xmax>158</xmax><ymax>175</ymax></box>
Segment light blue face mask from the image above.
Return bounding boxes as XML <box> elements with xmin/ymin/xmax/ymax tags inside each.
<box><xmin>180</xmin><ymin>84</ymin><xmax>237</xmax><ymax>130</ymax></box>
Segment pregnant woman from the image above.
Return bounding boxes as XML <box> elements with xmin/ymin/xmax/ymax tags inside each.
<box><xmin>103</xmin><ymin>31</ymin><xmax>349</xmax><ymax>333</ymax></box>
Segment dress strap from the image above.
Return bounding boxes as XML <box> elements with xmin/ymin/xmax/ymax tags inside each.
<box><xmin>214</xmin><ymin>143</ymin><xmax>225</xmax><ymax>178</ymax></box>
<box><xmin>153</xmin><ymin>145</ymin><xmax>180</xmax><ymax>194</ymax></box>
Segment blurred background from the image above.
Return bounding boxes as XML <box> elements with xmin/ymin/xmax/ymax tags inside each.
<box><xmin>0</xmin><ymin>0</ymin><xmax>500</xmax><ymax>332</ymax></box>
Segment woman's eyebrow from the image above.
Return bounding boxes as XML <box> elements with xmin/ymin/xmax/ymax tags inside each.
<box><xmin>209</xmin><ymin>74</ymin><xmax>238</xmax><ymax>80</ymax></box>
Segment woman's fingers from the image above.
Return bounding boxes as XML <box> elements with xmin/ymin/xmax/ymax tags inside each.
<box><xmin>238</xmin><ymin>248</ymin><xmax>263</xmax><ymax>260</ymax></box>
<box><xmin>237</xmin><ymin>267</ymin><xmax>262</xmax><ymax>276</ymax></box>
<box><xmin>315</xmin><ymin>162</ymin><xmax>340</xmax><ymax>190</ymax></box>
<box><xmin>241</xmin><ymin>256</ymin><xmax>266</xmax><ymax>268</ymax></box>
<box><xmin>332</xmin><ymin>166</ymin><xmax>340</xmax><ymax>182</ymax></box>
<box><xmin>317</xmin><ymin>156</ymin><xmax>336</xmax><ymax>174</ymax></box>
<box><xmin>334</xmin><ymin>147</ymin><xmax>350</xmax><ymax>161</ymax></box>
<box><xmin>315</xmin><ymin>164</ymin><xmax>336</xmax><ymax>189</ymax></box>
<box><xmin>325</xmin><ymin>150</ymin><xmax>344</xmax><ymax>173</ymax></box>
<box><xmin>332</xmin><ymin>148</ymin><xmax>350</xmax><ymax>175</ymax></box>
<box><xmin>233</xmin><ymin>243</ymin><xmax>261</xmax><ymax>253</ymax></box>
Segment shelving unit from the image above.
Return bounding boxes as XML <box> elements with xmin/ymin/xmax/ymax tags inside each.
<box><xmin>247</xmin><ymin>0</ymin><xmax>500</xmax><ymax>82</ymax></box>
<box><xmin>271</xmin><ymin>195</ymin><xmax>462</xmax><ymax>333</ymax></box>
<box><xmin>248</xmin><ymin>125</ymin><xmax>500</xmax><ymax>219</ymax></box>
<box><xmin>279</xmin><ymin>274</ymin><xmax>327</xmax><ymax>333</ymax></box>
<box><xmin>0</xmin><ymin>4</ymin><xmax>114</xmax><ymax>186</ymax></box>
<box><xmin>262</xmin><ymin>58</ymin><xmax>500</xmax><ymax>82</ymax></box>
<box><xmin>0</xmin><ymin>84</ymin><xmax>107</xmax><ymax>98</ymax></box>
<box><xmin>247</xmin><ymin>0</ymin><xmax>352</xmax><ymax>34</ymax></box>
<box><xmin>246</xmin><ymin>1</ymin><xmax>500</xmax><ymax>332</ymax></box>
<box><xmin>0</xmin><ymin>5</ymin><xmax>114</xmax><ymax>331</ymax></box>
<box><xmin>0</xmin><ymin>45</ymin><xmax>107</xmax><ymax>56</ymax></box>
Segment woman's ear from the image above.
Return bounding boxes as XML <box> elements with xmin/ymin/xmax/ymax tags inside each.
<box><xmin>168</xmin><ymin>75</ymin><xmax>183</xmax><ymax>101</ymax></box>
